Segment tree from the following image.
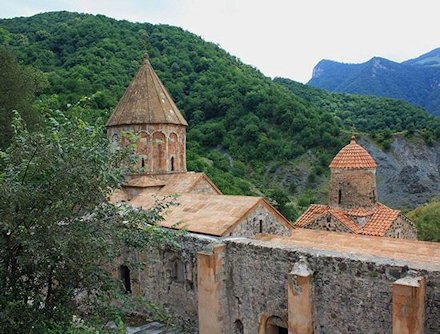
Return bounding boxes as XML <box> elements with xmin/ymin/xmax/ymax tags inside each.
<box><xmin>0</xmin><ymin>46</ymin><xmax>46</xmax><ymax>149</ymax></box>
<box><xmin>0</xmin><ymin>112</ymin><xmax>180</xmax><ymax>333</ymax></box>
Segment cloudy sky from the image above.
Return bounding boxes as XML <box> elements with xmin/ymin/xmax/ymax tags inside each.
<box><xmin>2</xmin><ymin>0</ymin><xmax>439</xmax><ymax>82</ymax></box>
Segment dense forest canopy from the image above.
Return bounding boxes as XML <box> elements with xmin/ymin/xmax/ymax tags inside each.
<box><xmin>1</xmin><ymin>11</ymin><xmax>440</xmax><ymax>219</ymax></box>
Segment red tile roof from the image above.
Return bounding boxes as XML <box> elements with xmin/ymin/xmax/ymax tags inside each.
<box><xmin>329</xmin><ymin>136</ymin><xmax>377</xmax><ymax>169</ymax></box>
<box><xmin>294</xmin><ymin>202</ymin><xmax>401</xmax><ymax>237</ymax></box>
<box><xmin>345</xmin><ymin>207</ymin><xmax>374</xmax><ymax>217</ymax></box>
<box><xmin>295</xmin><ymin>204</ymin><xmax>328</xmax><ymax>227</ymax></box>
<box><xmin>359</xmin><ymin>203</ymin><xmax>400</xmax><ymax>236</ymax></box>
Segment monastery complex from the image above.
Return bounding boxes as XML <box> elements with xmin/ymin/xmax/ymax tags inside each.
<box><xmin>108</xmin><ymin>55</ymin><xmax>440</xmax><ymax>333</ymax></box>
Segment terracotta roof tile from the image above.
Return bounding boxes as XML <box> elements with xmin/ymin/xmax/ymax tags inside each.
<box><xmin>295</xmin><ymin>202</ymin><xmax>401</xmax><ymax>237</ymax></box>
<box><xmin>295</xmin><ymin>204</ymin><xmax>329</xmax><ymax>227</ymax></box>
<box><xmin>330</xmin><ymin>208</ymin><xmax>361</xmax><ymax>233</ymax></box>
<box><xmin>345</xmin><ymin>207</ymin><xmax>374</xmax><ymax>217</ymax></box>
<box><xmin>129</xmin><ymin>193</ymin><xmax>291</xmax><ymax>236</ymax></box>
<box><xmin>329</xmin><ymin>136</ymin><xmax>377</xmax><ymax>169</ymax></box>
<box><xmin>123</xmin><ymin>172</ymin><xmax>222</xmax><ymax>195</ymax></box>
<box><xmin>106</xmin><ymin>55</ymin><xmax>187</xmax><ymax>127</ymax></box>
<box><xmin>359</xmin><ymin>203</ymin><xmax>400</xmax><ymax>236</ymax></box>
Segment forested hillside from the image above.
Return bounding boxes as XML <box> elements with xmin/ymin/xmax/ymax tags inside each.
<box><xmin>275</xmin><ymin>78</ymin><xmax>440</xmax><ymax>146</ymax></box>
<box><xmin>1</xmin><ymin>11</ymin><xmax>440</xmax><ymax>218</ymax></box>
<box><xmin>308</xmin><ymin>50</ymin><xmax>440</xmax><ymax>115</ymax></box>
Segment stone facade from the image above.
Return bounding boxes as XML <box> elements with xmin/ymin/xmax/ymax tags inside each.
<box><xmin>126</xmin><ymin>231</ymin><xmax>440</xmax><ymax>334</ymax></box>
<box><xmin>385</xmin><ymin>215</ymin><xmax>418</xmax><ymax>239</ymax></box>
<box><xmin>107</xmin><ymin>124</ymin><xmax>186</xmax><ymax>174</ymax></box>
<box><xmin>228</xmin><ymin>204</ymin><xmax>291</xmax><ymax>238</ymax></box>
<box><xmin>306</xmin><ymin>215</ymin><xmax>352</xmax><ymax>233</ymax></box>
<box><xmin>329</xmin><ymin>168</ymin><xmax>377</xmax><ymax>209</ymax></box>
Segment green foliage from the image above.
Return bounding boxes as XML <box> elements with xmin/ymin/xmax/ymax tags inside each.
<box><xmin>1</xmin><ymin>11</ymin><xmax>439</xmax><ymax>222</ymax></box>
<box><xmin>0</xmin><ymin>12</ymin><xmax>346</xmax><ymax>201</ymax></box>
<box><xmin>275</xmin><ymin>78</ymin><xmax>440</xmax><ymax>141</ymax></box>
<box><xmin>0</xmin><ymin>45</ymin><xmax>46</xmax><ymax>149</ymax></box>
<box><xmin>0</xmin><ymin>112</ymin><xmax>181</xmax><ymax>332</ymax></box>
<box><xmin>407</xmin><ymin>200</ymin><xmax>440</xmax><ymax>242</ymax></box>
<box><xmin>297</xmin><ymin>192</ymin><xmax>316</xmax><ymax>209</ymax></box>
<box><xmin>267</xmin><ymin>188</ymin><xmax>298</xmax><ymax>221</ymax></box>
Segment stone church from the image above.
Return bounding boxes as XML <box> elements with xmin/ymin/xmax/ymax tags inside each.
<box><xmin>295</xmin><ymin>136</ymin><xmax>417</xmax><ymax>239</ymax></box>
<box><xmin>107</xmin><ymin>55</ymin><xmax>440</xmax><ymax>334</ymax></box>
<box><xmin>107</xmin><ymin>54</ymin><xmax>293</xmax><ymax>238</ymax></box>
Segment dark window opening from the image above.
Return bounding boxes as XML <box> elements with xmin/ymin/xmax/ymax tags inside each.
<box><xmin>327</xmin><ymin>216</ymin><xmax>331</xmax><ymax>223</ymax></box>
<box><xmin>141</xmin><ymin>157</ymin><xmax>145</xmax><ymax>168</ymax></box>
<box><xmin>338</xmin><ymin>189</ymin><xmax>342</xmax><ymax>205</ymax></box>
<box><xmin>265</xmin><ymin>316</ymin><xmax>287</xmax><ymax>334</ymax></box>
<box><xmin>259</xmin><ymin>219</ymin><xmax>263</xmax><ymax>233</ymax></box>
<box><xmin>172</xmin><ymin>259</ymin><xmax>185</xmax><ymax>283</ymax></box>
<box><xmin>171</xmin><ymin>156</ymin><xmax>175</xmax><ymax>171</ymax></box>
<box><xmin>119</xmin><ymin>265</ymin><xmax>132</xmax><ymax>293</ymax></box>
<box><xmin>234</xmin><ymin>319</ymin><xmax>244</xmax><ymax>334</ymax></box>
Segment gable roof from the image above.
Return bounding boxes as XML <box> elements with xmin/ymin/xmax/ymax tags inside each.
<box><xmin>106</xmin><ymin>55</ymin><xmax>188</xmax><ymax>127</ymax></box>
<box><xmin>129</xmin><ymin>193</ymin><xmax>291</xmax><ymax>236</ymax></box>
<box><xmin>329</xmin><ymin>136</ymin><xmax>377</xmax><ymax>169</ymax></box>
<box><xmin>294</xmin><ymin>202</ymin><xmax>402</xmax><ymax>236</ymax></box>
<box><xmin>359</xmin><ymin>203</ymin><xmax>400</xmax><ymax>236</ymax></box>
<box><xmin>123</xmin><ymin>172</ymin><xmax>222</xmax><ymax>195</ymax></box>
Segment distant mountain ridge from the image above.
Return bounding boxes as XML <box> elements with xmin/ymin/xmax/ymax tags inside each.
<box><xmin>308</xmin><ymin>49</ymin><xmax>440</xmax><ymax>115</ymax></box>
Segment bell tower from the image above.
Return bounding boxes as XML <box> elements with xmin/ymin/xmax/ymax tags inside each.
<box><xmin>328</xmin><ymin>136</ymin><xmax>377</xmax><ymax>209</ymax></box>
<box><xmin>106</xmin><ymin>54</ymin><xmax>188</xmax><ymax>174</ymax></box>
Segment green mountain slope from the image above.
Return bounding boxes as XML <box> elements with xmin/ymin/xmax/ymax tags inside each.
<box><xmin>308</xmin><ymin>51</ymin><xmax>440</xmax><ymax>115</ymax></box>
<box><xmin>407</xmin><ymin>200</ymin><xmax>440</xmax><ymax>241</ymax></box>
<box><xmin>274</xmin><ymin>78</ymin><xmax>440</xmax><ymax>144</ymax></box>
<box><xmin>1</xmin><ymin>11</ymin><xmax>440</xmax><ymax>218</ymax></box>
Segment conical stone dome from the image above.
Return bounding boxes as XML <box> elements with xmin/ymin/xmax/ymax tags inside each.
<box><xmin>106</xmin><ymin>54</ymin><xmax>187</xmax><ymax>127</ymax></box>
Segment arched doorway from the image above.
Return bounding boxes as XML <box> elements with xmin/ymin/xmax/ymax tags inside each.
<box><xmin>234</xmin><ymin>319</ymin><xmax>244</xmax><ymax>334</ymax></box>
<box><xmin>119</xmin><ymin>265</ymin><xmax>132</xmax><ymax>294</ymax></box>
<box><xmin>265</xmin><ymin>316</ymin><xmax>287</xmax><ymax>334</ymax></box>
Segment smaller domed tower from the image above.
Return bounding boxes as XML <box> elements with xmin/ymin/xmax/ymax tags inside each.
<box><xmin>328</xmin><ymin>136</ymin><xmax>377</xmax><ymax>209</ymax></box>
<box><xmin>106</xmin><ymin>54</ymin><xmax>187</xmax><ymax>174</ymax></box>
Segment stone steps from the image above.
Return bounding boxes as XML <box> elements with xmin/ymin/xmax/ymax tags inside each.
<box><xmin>127</xmin><ymin>321</ymin><xmax>182</xmax><ymax>334</ymax></box>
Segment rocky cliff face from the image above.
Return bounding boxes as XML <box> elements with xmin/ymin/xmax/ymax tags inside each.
<box><xmin>268</xmin><ymin>136</ymin><xmax>440</xmax><ymax>211</ymax></box>
<box><xmin>359</xmin><ymin>136</ymin><xmax>440</xmax><ymax>209</ymax></box>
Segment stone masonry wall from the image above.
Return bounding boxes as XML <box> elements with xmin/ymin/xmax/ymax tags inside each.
<box><xmin>131</xmin><ymin>234</ymin><xmax>219</xmax><ymax>332</ymax></box>
<box><xmin>306</xmin><ymin>215</ymin><xmax>352</xmax><ymax>233</ymax></box>
<box><xmin>329</xmin><ymin>169</ymin><xmax>377</xmax><ymax>209</ymax></box>
<box><xmin>126</xmin><ymin>233</ymin><xmax>439</xmax><ymax>334</ymax></box>
<box><xmin>224</xmin><ymin>239</ymin><xmax>440</xmax><ymax>334</ymax></box>
<box><xmin>107</xmin><ymin>124</ymin><xmax>186</xmax><ymax>174</ymax></box>
<box><xmin>229</xmin><ymin>204</ymin><xmax>292</xmax><ymax>238</ymax></box>
<box><xmin>385</xmin><ymin>215</ymin><xmax>418</xmax><ymax>240</ymax></box>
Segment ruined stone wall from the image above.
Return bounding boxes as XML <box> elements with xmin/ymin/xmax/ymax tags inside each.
<box><xmin>131</xmin><ymin>234</ymin><xmax>219</xmax><ymax>332</ymax></box>
<box><xmin>107</xmin><ymin>124</ymin><xmax>186</xmax><ymax>174</ymax></box>
<box><xmin>329</xmin><ymin>168</ymin><xmax>377</xmax><ymax>209</ymax></box>
<box><xmin>224</xmin><ymin>239</ymin><xmax>440</xmax><ymax>334</ymax></box>
<box><xmin>385</xmin><ymin>215</ymin><xmax>418</xmax><ymax>240</ymax></box>
<box><xmin>229</xmin><ymin>204</ymin><xmax>292</xmax><ymax>238</ymax></box>
<box><xmin>125</xmin><ymin>232</ymin><xmax>439</xmax><ymax>334</ymax></box>
<box><xmin>306</xmin><ymin>215</ymin><xmax>352</xmax><ymax>233</ymax></box>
